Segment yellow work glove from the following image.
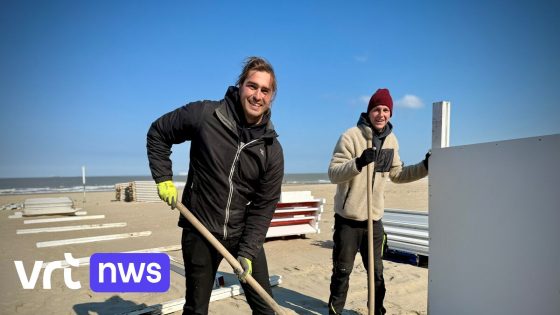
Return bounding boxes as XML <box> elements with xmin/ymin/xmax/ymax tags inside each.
<box><xmin>236</xmin><ymin>256</ymin><xmax>252</xmax><ymax>283</ymax></box>
<box><xmin>157</xmin><ymin>180</ymin><xmax>177</xmax><ymax>209</ymax></box>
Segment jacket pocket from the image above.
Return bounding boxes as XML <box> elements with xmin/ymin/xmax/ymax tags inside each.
<box><xmin>342</xmin><ymin>185</ymin><xmax>352</xmax><ymax>210</ymax></box>
<box><xmin>184</xmin><ymin>170</ymin><xmax>199</xmax><ymax>210</ymax></box>
<box><xmin>375</xmin><ymin>149</ymin><xmax>394</xmax><ymax>173</ymax></box>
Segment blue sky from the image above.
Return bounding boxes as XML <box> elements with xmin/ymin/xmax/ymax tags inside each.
<box><xmin>1</xmin><ymin>0</ymin><xmax>559</xmax><ymax>178</ymax></box>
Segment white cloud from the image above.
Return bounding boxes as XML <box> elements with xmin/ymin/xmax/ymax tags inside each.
<box><xmin>359</xmin><ymin>95</ymin><xmax>370</xmax><ymax>104</ymax></box>
<box><xmin>354</xmin><ymin>55</ymin><xmax>368</xmax><ymax>63</ymax></box>
<box><xmin>395</xmin><ymin>94</ymin><xmax>423</xmax><ymax>109</ymax></box>
<box><xmin>347</xmin><ymin>95</ymin><xmax>371</xmax><ymax>108</ymax></box>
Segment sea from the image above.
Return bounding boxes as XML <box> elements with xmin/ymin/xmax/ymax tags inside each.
<box><xmin>0</xmin><ymin>173</ymin><xmax>330</xmax><ymax>196</ymax></box>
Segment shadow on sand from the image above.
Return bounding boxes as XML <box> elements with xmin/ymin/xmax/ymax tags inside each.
<box><xmin>72</xmin><ymin>287</ymin><xmax>364</xmax><ymax>315</ymax></box>
<box><xmin>73</xmin><ymin>295</ymin><xmax>149</xmax><ymax>315</ymax></box>
<box><xmin>72</xmin><ymin>273</ymin><xmax>364</xmax><ymax>314</ymax></box>
<box><xmin>273</xmin><ymin>285</ymin><xmax>328</xmax><ymax>315</ymax></box>
<box><xmin>309</xmin><ymin>239</ymin><xmax>334</xmax><ymax>249</ymax></box>
<box><xmin>273</xmin><ymin>279</ymin><xmax>361</xmax><ymax>315</ymax></box>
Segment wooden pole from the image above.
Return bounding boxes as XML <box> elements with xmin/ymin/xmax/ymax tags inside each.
<box><xmin>175</xmin><ymin>201</ymin><xmax>288</xmax><ymax>315</ymax></box>
<box><xmin>366</xmin><ymin>139</ymin><xmax>375</xmax><ymax>315</ymax></box>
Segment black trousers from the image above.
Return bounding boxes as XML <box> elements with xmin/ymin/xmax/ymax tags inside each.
<box><xmin>181</xmin><ymin>227</ymin><xmax>274</xmax><ymax>315</ymax></box>
<box><xmin>328</xmin><ymin>214</ymin><xmax>386</xmax><ymax>315</ymax></box>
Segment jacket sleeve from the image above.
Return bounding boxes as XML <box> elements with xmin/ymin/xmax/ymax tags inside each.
<box><xmin>328</xmin><ymin>132</ymin><xmax>361</xmax><ymax>184</ymax></box>
<box><xmin>388</xmin><ymin>139</ymin><xmax>428</xmax><ymax>183</ymax></box>
<box><xmin>237</xmin><ymin>143</ymin><xmax>284</xmax><ymax>261</ymax></box>
<box><xmin>146</xmin><ymin>102</ymin><xmax>205</xmax><ymax>183</ymax></box>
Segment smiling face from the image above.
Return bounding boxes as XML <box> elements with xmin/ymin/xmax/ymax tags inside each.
<box><xmin>238</xmin><ymin>70</ymin><xmax>273</xmax><ymax>125</ymax></box>
<box><xmin>368</xmin><ymin>105</ymin><xmax>391</xmax><ymax>131</ymax></box>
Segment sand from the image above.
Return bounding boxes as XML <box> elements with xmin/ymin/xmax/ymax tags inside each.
<box><xmin>0</xmin><ymin>179</ymin><xmax>429</xmax><ymax>315</ymax></box>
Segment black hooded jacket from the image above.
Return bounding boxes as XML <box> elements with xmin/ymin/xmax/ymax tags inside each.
<box><xmin>146</xmin><ymin>86</ymin><xmax>284</xmax><ymax>260</ymax></box>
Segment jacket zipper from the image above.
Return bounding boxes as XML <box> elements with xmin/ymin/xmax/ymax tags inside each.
<box><xmin>223</xmin><ymin>139</ymin><xmax>259</xmax><ymax>239</ymax></box>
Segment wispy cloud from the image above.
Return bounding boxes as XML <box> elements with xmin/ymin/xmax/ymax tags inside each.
<box><xmin>353</xmin><ymin>55</ymin><xmax>368</xmax><ymax>63</ymax></box>
<box><xmin>347</xmin><ymin>95</ymin><xmax>371</xmax><ymax>107</ymax></box>
<box><xmin>359</xmin><ymin>95</ymin><xmax>370</xmax><ymax>104</ymax></box>
<box><xmin>395</xmin><ymin>94</ymin><xmax>423</xmax><ymax>109</ymax></box>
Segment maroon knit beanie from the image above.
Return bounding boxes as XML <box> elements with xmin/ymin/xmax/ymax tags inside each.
<box><xmin>367</xmin><ymin>88</ymin><xmax>393</xmax><ymax>117</ymax></box>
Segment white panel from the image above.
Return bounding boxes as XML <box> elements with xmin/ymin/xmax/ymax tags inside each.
<box><xmin>432</xmin><ymin>101</ymin><xmax>451</xmax><ymax>148</ymax></box>
<box><xmin>429</xmin><ymin>134</ymin><xmax>560</xmax><ymax>315</ymax></box>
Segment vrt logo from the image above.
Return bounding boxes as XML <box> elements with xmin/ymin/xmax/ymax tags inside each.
<box><xmin>14</xmin><ymin>253</ymin><xmax>81</xmax><ymax>289</ymax></box>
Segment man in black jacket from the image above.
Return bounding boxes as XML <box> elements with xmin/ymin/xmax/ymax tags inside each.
<box><xmin>147</xmin><ymin>56</ymin><xmax>284</xmax><ymax>315</ymax></box>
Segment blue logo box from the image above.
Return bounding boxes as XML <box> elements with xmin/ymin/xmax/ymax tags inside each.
<box><xmin>90</xmin><ymin>253</ymin><xmax>170</xmax><ymax>292</ymax></box>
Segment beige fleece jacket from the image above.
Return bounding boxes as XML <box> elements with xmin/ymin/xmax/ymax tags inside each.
<box><xmin>328</xmin><ymin>123</ymin><xmax>428</xmax><ymax>221</ymax></box>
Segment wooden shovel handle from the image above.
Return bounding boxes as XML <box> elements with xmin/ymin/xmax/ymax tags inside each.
<box><xmin>366</xmin><ymin>139</ymin><xmax>376</xmax><ymax>314</ymax></box>
<box><xmin>175</xmin><ymin>201</ymin><xmax>288</xmax><ymax>315</ymax></box>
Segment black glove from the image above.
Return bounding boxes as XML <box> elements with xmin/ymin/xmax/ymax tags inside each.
<box><xmin>356</xmin><ymin>148</ymin><xmax>377</xmax><ymax>170</ymax></box>
<box><xmin>423</xmin><ymin>150</ymin><xmax>432</xmax><ymax>170</ymax></box>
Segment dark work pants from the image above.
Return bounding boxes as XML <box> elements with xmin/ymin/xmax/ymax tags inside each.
<box><xmin>328</xmin><ymin>214</ymin><xmax>386</xmax><ymax>315</ymax></box>
<box><xmin>181</xmin><ymin>227</ymin><xmax>274</xmax><ymax>315</ymax></box>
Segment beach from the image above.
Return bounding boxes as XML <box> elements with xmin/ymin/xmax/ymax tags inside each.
<box><xmin>0</xmin><ymin>180</ymin><xmax>429</xmax><ymax>315</ymax></box>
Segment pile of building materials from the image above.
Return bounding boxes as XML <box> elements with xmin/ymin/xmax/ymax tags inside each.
<box><xmin>114</xmin><ymin>182</ymin><xmax>133</xmax><ymax>201</ymax></box>
<box><xmin>1</xmin><ymin>202</ymin><xmax>23</xmax><ymax>211</ymax></box>
<box><xmin>131</xmin><ymin>181</ymin><xmax>161</xmax><ymax>202</ymax></box>
<box><xmin>115</xmin><ymin>181</ymin><xmax>161</xmax><ymax>203</ymax></box>
<box><xmin>266</xmin><ymin>191</ymin><xmax>324</xmax><ymax>238</ymax></box>
<box><xmin>22</xmin><ymin>197</ymin><xmax>78</xmax><ymax>216</ymax></box>
<box><xmin>383</xmin><ymin>208</ymin><xmax>429</xmax><ymax>264</ymax></box>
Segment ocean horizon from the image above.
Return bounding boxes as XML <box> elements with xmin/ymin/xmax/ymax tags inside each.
<box><xmin>0</xmin><ymin>173</ymin><xmax>330</xmax><ymax>196</ymax></box>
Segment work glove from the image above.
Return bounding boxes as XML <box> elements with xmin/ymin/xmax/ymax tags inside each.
<box><xmin>423</xmin><ymin>150</ymin><xmax>432</xmax><ymax>171</ymax></box>
<box><xmin>236</xmin><ymin>256</ymin><xmax>253</xmax><ymax>283</ymax></box>
<box><xmin>356</xmin><ymin>147</ymin><xmax>377</xmax><ymax>170</ymax></box>
<box><xmin>157</xmin><ymin>180</ymin><xmax>177</xmax><ymax>209</ymax></box>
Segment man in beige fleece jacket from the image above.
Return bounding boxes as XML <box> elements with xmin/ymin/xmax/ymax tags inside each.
<box><xmin>327</xmin><ymin>88</ymin><xmax>430</xmax><ymax>315</ymax></box>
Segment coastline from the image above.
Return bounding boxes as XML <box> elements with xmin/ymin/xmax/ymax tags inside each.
<box><xmin>0</xmin><ymin>173</ymin><xmax>332</xmax><ymax>196</ymax></box>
